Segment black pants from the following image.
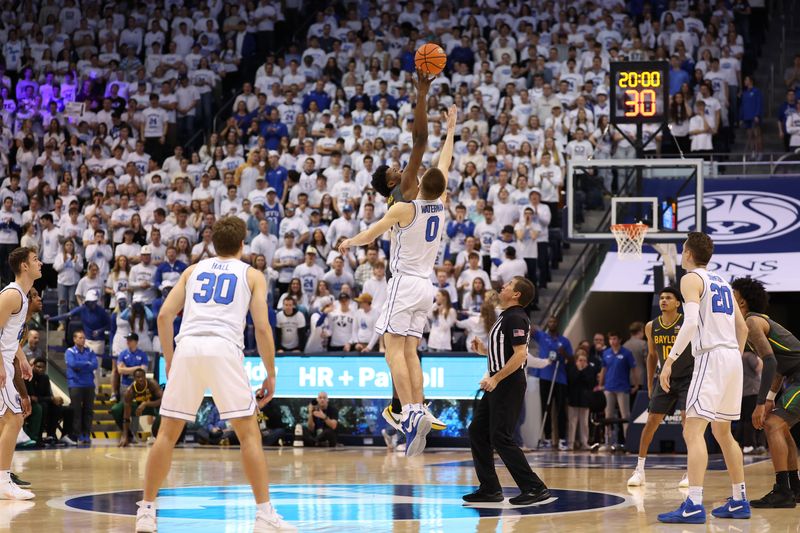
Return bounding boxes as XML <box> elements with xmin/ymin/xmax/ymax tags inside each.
<box><xmin>538</xmin><ymin>379</ymin><xmax>567</xmax><ymax>442</ymax></box>
<box><xmin>303</xmin><ymin>426</ymin><xmax>337</xmax><ymax>447</ymax></box>
<box><xmin>469</xmin><ymin>370</ymin><xmax>544</xmax><ymax>492</ymax></box>
<box><xmin>523</xmin><ymin>258</ymin><xmax>538</xmax><ymax>302</ymax></box>
<box><xmin>69</xmin><ymin>386</ymin><xmax>95</xmax><ymax>437</ymax></box>
<box><xmin>537</xmin><ymin>242</ymin><xmax>550</xmax><ymax>287</ymax></box>
<box><xmin>42</xmin><ymin>401</ymin><xmax>71</xmax><ymax>438</ymax></box>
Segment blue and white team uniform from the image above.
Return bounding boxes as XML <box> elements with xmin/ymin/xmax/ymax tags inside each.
<box><xmin>684</xmin><ymin>268</ymin><xmax>743</xmax><ymax>422</ymax></box>
<box><xmin>159</xmin><ymin>258</ymin><xmax>256</xmax><ymax>421</ymax></box>
<box><xmin>0</xmin><ymin>282</ymin><xmax>26</xmax><ymax>416</ymax></box>
<box><xmin>375</xmin><ymin>199</ymin><xmax>445</xmax><ymax>339</ymax></box>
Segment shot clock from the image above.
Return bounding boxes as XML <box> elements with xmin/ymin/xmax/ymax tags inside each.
<box><xmin>609</xmin><ymin>61</ymin><xmax>669</xmax><ymax>125</ymax></box>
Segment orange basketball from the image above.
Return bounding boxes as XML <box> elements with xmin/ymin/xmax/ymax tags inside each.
<box><xmin>415</xmin><ymin>43</ymin><xmax>447</xmax><ymax>77</ymax></box>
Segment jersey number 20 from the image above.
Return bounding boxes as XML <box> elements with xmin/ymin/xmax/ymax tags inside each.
<box><xmin>710</xmin><ymin>283</ymin><xmax>734</xmax><ymax>315</ymax></box>
<box><xmin>193</xmin><ymin>272</ymin><xmax>237</xmax><ymax>304</ymax></box>
<box><xmin>425</xmin><ymin>217</ymin><xmax>440</xmax><ymax>242</ymax></box>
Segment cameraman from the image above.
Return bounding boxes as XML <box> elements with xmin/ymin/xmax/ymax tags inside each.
<box><xmin>302</xmin><ymin>391</ymin><xmax>338</xmax><ymax>447</ymax></box>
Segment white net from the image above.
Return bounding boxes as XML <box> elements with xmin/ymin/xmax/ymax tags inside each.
<box><xmin>610</xmin><ymin>223</ymin><xmax>648</xmax><ymax>261</ymax></box>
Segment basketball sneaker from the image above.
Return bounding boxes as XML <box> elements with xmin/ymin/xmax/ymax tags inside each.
<box><xmin>711</xmin><ymin>497</ymin><xmax>751</xmax><ymax>519</ymax></box>
<box><xmin>135</xmin><ymin>502</ymin><xmax>156</xmax><ymax>532</ymax></box>
<box><xmin>402</xmin><ymin>409</ymin><xmax>432</xmax><ymax>457</ymax></box>
<box><xmin>0</xmin><ymin>480</ymin><xmax>33</xmax><ymax>500</ymax></box>
<box><xmin>627</xmin><ymin>469</ymin><xmax>645</xmax><ymax>487</ymax></box>
<box><xmin>657</xmin><ymin>499</ymin><xmax>706</xmax><ymax>524</ymax></box>
<box><xmin>254</xmin><ymin>505</ymin><xmax>297</xmax><ymax>532</ymax></box>
<box><xmin>678</xmin><ymin>473</ymin><xmax>689</xmax><ymax>488</ymax></box>
<box><xmin>10</xmin><ymin>473</ymin><xmax>30</xmax><ymax>487</ymax></box>
<box><xmin>750</xmin><ymin>485</ymin><xmax>796</xmax><ymax>508</ymax></box>
<box><xmin>382</xmin><ymin>405</ymin><xmax>402</xmax><ymax>432</ymax></box>
<box><xmin>422</xmin><ymin>403</ymin><xmax>446</xmax><ymax>431</ymax></box>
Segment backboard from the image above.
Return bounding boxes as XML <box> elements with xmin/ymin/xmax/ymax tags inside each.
<box><xmin>566</xmin><ymin>158</ymin><xmax>705</xmax><ymax>243</ymax></box>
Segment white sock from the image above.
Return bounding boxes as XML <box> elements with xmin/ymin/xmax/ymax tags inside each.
<box><xmin>732</xmin><ymin>482</ymin><xmax>746</xmax><ymax>501</ymax></box>
<box><xmin>140</xmin><ymin>500</ymin><xmax>155</xmax><ymax>509</ymax></box>
<box><xmin>401</xmin><ymin>404</ymin><xmax>413</xmax><ymax>418</ymax></box>
<box><xmin>636</xmin><ymin>457</ymin><xmax>646</xmax><ymax>472</ymax></box>
<box><xmin>0</xmin><ymin>471</ymin><xmax>9</xmax><ymax>483</ymax></box>
<box><xmin>257</xmin><ymin>502</ymin><xmax>273</xmax><ymax>514</ymax></box>
<box><xmin>411</xmin><ymin>403</ymin><xmax>422</xmax><ymax>411</ymax></box>
<box><xmin>688</xmin><ymin>486</ymin><xmax>703</xmax><ymax>506</ymax></box>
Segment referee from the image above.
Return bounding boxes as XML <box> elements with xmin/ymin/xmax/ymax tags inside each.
<box><xmin>464</xmin><ymin>276</ymin><xmax>551</xmax><ymax>505</ymax></box>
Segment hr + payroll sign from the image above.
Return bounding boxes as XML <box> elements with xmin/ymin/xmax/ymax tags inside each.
<box><xmin>158</xmin><ymin>354</ymin><xmax>488</xmax><ymax>400</ymax></box>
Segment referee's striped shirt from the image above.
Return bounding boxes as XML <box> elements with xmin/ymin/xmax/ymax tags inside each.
<box><xmin>487</xmin><ymin>305</ymin><xmax>531</xmax><ymax>375</ymax></box>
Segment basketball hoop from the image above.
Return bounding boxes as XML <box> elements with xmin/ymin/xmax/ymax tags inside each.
<box><xmin>610</xmin><ymin>223</ymin><xmax>648</xmax><ymax>261</ymax></box>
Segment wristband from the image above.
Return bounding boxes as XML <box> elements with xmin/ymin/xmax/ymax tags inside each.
<box><xmin>667</xmin><ymin>350</ymin><xmax>680</xmax><ymax>361</ymax></box>
<box><xmin>766</xmin><ymin>391</ymin><xmax>777</xmax><ymax>402</ymax></box>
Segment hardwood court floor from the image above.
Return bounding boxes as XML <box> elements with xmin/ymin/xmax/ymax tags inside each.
<box><xmin>5</xmin><ymin>444</ymin><xmax>799</xmax><ymax>532</ymax></box>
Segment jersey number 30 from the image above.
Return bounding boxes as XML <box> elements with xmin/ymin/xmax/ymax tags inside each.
<box><xmin>710</xmin><ymin>283</ymin><xmax>734</xmax><ymax>315</ymax></box>
<box><xmin>193</xmin><ymin>272</ymin><xmax>237</xmax><ymax>304</ymax></box>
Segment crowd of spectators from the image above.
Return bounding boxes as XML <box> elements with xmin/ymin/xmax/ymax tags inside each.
<box><xmin>0</xmin><ymin>1</ymin><xmax>780</xmax><ymax>369</ymax></box>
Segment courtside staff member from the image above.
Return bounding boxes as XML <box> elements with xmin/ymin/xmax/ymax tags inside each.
<box><xmin>464</xmin><ymin>276</ymin><xmax>551</xmax><ymax>505</ymax></box>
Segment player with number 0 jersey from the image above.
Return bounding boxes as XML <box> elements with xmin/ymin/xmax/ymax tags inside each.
<box><xmin>339</xmin><ymin>105</ymin><xmax>458</xmax><ymax>457</ymax></box>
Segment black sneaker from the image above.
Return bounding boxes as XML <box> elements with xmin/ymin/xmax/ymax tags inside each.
<box><xmin>10</xmin><ymin>473</ymin><xmax>30</xmax><ymax>487</ymax></box>
<box><xmin>750</xmin><ymin>485</ymin><xmax>796</xmax><ymax>508</ymax></box>
<box><xmin>509</xmin><ymin>486</ymin><xmax>552</xmax><ymax>505</ymax></box>
<box><xmin>462</xmin><ymin>489</ymin><xmax>504</xmax><ymax>503</ymax></box>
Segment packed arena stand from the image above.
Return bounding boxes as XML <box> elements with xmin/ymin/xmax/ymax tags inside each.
<box><xmin>0</xmin><ymin>0</ymin><xmax>780</xmax><ymax>444</ymax></box>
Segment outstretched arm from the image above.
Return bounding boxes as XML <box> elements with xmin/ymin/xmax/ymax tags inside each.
<box><xmin>436</xmin><ymin>104</ymin><xmax>458</xmax><ymax>202</ymax></box>
<box><xmin>338</xmin><ymin>202</ymin><xmax>413</xmax><ymax>252</ymax></box>
<box><xmin>400</xmin><ymin>71</ymin><xmax>432</xmax><ymax>201</ymax></box>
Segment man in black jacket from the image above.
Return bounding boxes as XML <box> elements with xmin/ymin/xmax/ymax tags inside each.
<box><xmin>25</xmin><ymin>357</ymin><xmax>72</xmax><ymax>443</ymax></box>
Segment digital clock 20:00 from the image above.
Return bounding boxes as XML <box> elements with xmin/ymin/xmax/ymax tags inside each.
<box><xmin>617</xmin><ymin>71</ymin><xmax>662</xmax><ymax>88</ymax></box>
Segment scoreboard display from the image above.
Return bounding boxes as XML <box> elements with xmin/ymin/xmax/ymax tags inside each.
<box><xmin>609</xmin><ymin>61</ymin><xmax>669</xmax><ymax>125</ymax></box>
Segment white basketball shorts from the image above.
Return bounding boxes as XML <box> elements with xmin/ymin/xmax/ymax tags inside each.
<box><xmin>160</xmin><ymin>336</ymin><xmax>256</xmax><ymax>422</ymax></box>
<box><xmin>0</xmin><ymin>359</ymin><xmax>22</xmax><ymax>416</ymax></box>
<box><xmin>685</xmin><ymin>347</ymin><xmax>743</xmax><ymax>421</ymax></box>
<box><xmin>375</xmin><ymin>274</ymin><xmax>435</xmax><ymax>339</ymax></box>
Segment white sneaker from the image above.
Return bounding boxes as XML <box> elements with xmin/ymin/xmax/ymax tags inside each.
<box><xmin>742</xmin><ymin>446</ymin><xmax>754</xmax><ymax>454</ymax></box>
<box><xmin>254</xmin><ymin>507</ymin><xmax>297</xmax><ymax>532</ymax></box>
<box><xmin>558</xmin><ymin>439</ymin><xmax>569</xmax><ymax>451</ymax></box>
<box><xmin>60</xmin><ymin>435</ymin><xmax>77</xmax><ymax>446</ymax></box>
<box><xmin>597</xmin><ymin>444</ymin><xmax>611</xmax><ymax>452</ymax></box>
<box><xmin>422</xmin><ymin>403</ymin><xmax>446</xmax><ymax>431</ymax></box>
<box><xmin>627</xmin><ymin>469</ymin><xmax>645</xmax><ymax>487</ymax></box>
<box><xmin>0</xmin><ymin>481</ymin><xmax>33</xmax><ymax>500</ymax></box>
<box><xmin>381</xmin><ymin>405</ymin><xmax>402</xmax><ymax>431</ymax></box>
<box><xmin>678</xmin><ymin>473</ymin><xmax>689</xmax><ymax>488</ymax></box>
<box><xmin>395</xmin><ymin>442</ymin><xmax>406</xmax><ymax>453</ymax></box>
<box><xmin>135</xmin><ymin>502</ymin><xmax>156</xmax><ymax>532</ymax></box>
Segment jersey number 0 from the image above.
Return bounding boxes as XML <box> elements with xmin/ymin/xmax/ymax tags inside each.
<box><xmin>193</xmin><ymin>272</ymin><xmax>238</xmax><ymax>305</ymax></box>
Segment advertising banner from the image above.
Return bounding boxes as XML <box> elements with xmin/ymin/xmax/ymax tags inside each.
<box><xmin>593</xmin><ymin>177</ymin><xmax>800</xmax><ymax>292</ymax></box>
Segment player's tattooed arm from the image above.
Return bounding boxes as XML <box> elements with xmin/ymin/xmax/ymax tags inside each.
<box><xmin>747</xmin><ymin>315</ymin><xmax>778</xmax><ymax>405</ymax></box>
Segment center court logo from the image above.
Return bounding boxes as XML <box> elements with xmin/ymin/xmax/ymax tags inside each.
<box><xmin>677</xmin><ymin>191</ymin><xmax>800</xmax><ymax>244</ymax></box>
<box><xmin>50</xmin><ymin>484</ymin><xmax>629</xmax><ymax>530</ymax></box>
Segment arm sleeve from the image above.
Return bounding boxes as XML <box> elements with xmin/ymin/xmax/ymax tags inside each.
<box><xmin>668</xmin><ymin>301</ymin><xmax>699</xmax><ymax>360</ymax></box>
<box><xmin>757</xmin><ymin>354</ymin><xmax>777</xmax><ymax>404</ymax></box>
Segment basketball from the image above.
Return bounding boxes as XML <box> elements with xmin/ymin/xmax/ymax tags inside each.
<box><xmin>415</xmin><ymin>43</ymin><xmax>447</xmax><ymax>77</ymax></box>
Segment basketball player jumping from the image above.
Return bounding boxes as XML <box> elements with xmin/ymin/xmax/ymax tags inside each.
<box><xmin>628</xmin><ymin>286</ymin><xmax>692</xmax><ymax>488</ymax></box>
<box><xmin>657</xmin><ymin>232</ymin><xmax>750</xmax><ymax>524</ymax></box>
<box><xmin>0</xmin><ymin>247</ymin><xmax>39</xmax><ymax>500</ymax></box>
<box><xmin>732</xmin><ymin>277</ymin><xmax>800</xmax><ymax>507</ymax></box>
<box><xmin>370</xmin><ymin>71</ymin><xmax>445</xmax><ymax>434</ymax></box>
<box><xmin>136</xmin><ymin>217</ymin><xmax>294</xmax><ymax>532</ymax></box>
<box><xmin>340</xmin><ymin>105</ymin><xmax>457</xmax><ymax>456</ymax></box>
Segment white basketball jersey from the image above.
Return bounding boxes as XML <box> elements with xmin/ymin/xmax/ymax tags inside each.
<box><xmin>390</xmin><ymin>199</ymin><xmax>445</xmax><ymax>278</ymax></box>
<box><xmin>176</xmin><ymin>258</ymin><xmax>252</xmax><ymax>350</ymax></box>
<box><xmin>691</xmin><ymin>268</ymin><xmax>739</xmax><ymax>354</ymax></box>
<box><xmin>0</xmin><ymin>283</ymin><xmax>28</xmax><ymax>363</ymax></box>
